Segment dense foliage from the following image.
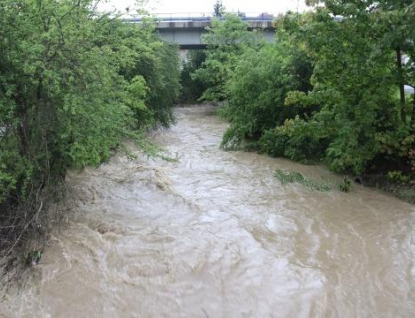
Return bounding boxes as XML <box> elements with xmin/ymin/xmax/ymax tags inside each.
<box><xmin>178</xmin><ymin>50</ymin><xmax>207</xmax><ymax>104</ymax></box>
<box><xmin>0</xmin><ymin>0</ymin><xmax>180</xmax><ymax>262</ymax></box>
<box><xmin>195</xmin><ymin>4</ymin><xmax>415</xmax><ymax>177</ymax></box>
<box><xmin>193</xmin><ymin>13</ymin><xmax>263</xmax><ymax>102</ymax></box>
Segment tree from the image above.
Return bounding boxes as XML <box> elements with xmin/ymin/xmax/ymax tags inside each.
<box><xmin>0</xmin><ymin>0</ymin><xmax>180</xmax><ymax>263</ymax></box>
<box><xmin>199</xmin><ymin>5</ymin><xmax>415</xmax><ymax>175</ymax></box>
<box><xmin>298</xmin><ymin>1</ymin><xmax>415</xmax><ymax>173</ymax></box>
<box><xmin>192</xmin><ymin>14</ymin><xmax>262</xmax><ymax>101</ymax></box>
<box><xmin>219</xmin><ymin>13</ymin><xmax>316</xmax><ymax>151</ymax></box>
<box><xmin>179</xmin><ymin>51</ymin><xmax>208</xmax><ymax>103</ymax></box>
<box><xmin>213</xmin><ymin>1</ymin><xmax>225</xmax><ymax>17</ymax></box>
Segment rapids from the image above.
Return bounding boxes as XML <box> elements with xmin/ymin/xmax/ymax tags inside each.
<box><xmin>2</xmin><ymin>106</ymin><xmax>415</xmax><ymax>317</ymax></box>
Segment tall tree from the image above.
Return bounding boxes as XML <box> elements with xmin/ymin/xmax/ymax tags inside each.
<box><xmin>193</xmin><ymin>14</ymin><xmax>261</xmax><ymax>101</ymax></box>
<box><xmin>213</xmin><ymin>0</ymin><xmax>225</xmax><ymax>17</ymax></box>
<box><xmin>0</xmin><ymin>0</ymin><xmax>181</xmax><ymax>262</ymax></box>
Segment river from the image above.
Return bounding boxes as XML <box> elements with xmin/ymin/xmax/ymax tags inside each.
<box><xmin>2</xmin><ymin>106</ymin><xmax>415</xmax><ymax>317</ymax></box>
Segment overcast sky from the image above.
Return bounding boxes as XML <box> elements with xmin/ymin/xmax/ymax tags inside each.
<box><xmin>98</xmin><ymin>0</ymin><xmax>309</xmax><ymax>15</ymax></box>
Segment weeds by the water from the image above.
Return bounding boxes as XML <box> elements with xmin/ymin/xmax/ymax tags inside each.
<box><xmin>275</xmin><ymin>169</ymin><xmax>354</xmax><ymax>193</ymax></box>
<box><xmin>275</xmin><ymin>169</ymin><xmax>331</xmax><ymax>191</ymax></box>
<box><xmin>338</xmin><ymin>176</ymin><xmax>352</xmax><ymax>192</ymax></box>
<box><xmin>24</xmin><ymin>250</ymin><xmax>42</xmax><ymax>267</ymax></box>
<box><xmin>275</xmin><ymin>169</ymin><xmax>352</xmax><ymax>192</ymax></box>
<box><xmin>121</xmin><ymin>136</ymin><xmax>178</xmax><ymax>163</ymax></box>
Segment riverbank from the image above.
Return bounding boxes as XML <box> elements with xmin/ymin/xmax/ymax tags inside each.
<box><xmin>382</xmin><ymin>183</ymin><xmax>415</xmax><ymax>204</ymax></box>
<box><xmin>359</xmin><ymin>176</ymin><xmax>415</xmax><ymax>205</ymax></box>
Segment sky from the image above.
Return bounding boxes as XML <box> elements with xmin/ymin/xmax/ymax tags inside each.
<box><xmin>98</xmin><ymin>0</ymin><xmax>309</xmax><ymax>16</ymax></box>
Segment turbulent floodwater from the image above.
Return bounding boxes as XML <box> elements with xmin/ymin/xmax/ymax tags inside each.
<box><xmin>2</xmin><ymin>106</ymin><xmax>415</xmax><ymax>317</ymax></box>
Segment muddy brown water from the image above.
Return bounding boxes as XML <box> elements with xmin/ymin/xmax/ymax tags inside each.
<box><xmin>1</xmin><ymin>106</ymin><xmax>415</xmax><ymax>317</ymax></box>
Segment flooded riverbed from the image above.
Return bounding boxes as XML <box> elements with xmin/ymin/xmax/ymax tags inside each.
<box><xmin>2</xmin><ymin>106</ymin><xmax>415</xmax><ymax>317</ymax></box>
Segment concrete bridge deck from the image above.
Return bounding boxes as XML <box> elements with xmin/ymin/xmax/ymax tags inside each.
<box><xmin>125</xmin><ymin>13</ymin><xmax>277</xmax><ymax>49</ymax></box>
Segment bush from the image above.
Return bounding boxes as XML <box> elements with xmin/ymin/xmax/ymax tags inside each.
<box><xmin>386</xmin><ymin>171</ymin><xmax>411</xmax><ymax>184</ymax></box>
<box><xmin>258</xmin><ymin>128</ymin><xmax>289</xmax><ymax>157</ymax></box>
<box><xmin>259</xmin><ymin>117</ymin><xmax>324</xmax><ymax>163</ymax></box>
<box><xmin>338</xmin><ymin>177</ymin><xmax>352</xmax><ymax>192</ymax></box>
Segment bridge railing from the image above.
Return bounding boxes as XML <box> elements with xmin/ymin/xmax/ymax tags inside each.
<box><xmin>124</xmin><ymin>12</ymin><xmax>278</xmax><ymax>23</ymax></box>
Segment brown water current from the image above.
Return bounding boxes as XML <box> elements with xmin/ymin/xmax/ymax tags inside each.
<box><xmin>2</xmin><ymin>106</ymin><xmax>415</xmax><ymax>317</ymax></box>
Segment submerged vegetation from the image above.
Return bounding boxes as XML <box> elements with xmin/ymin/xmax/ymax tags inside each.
<box><xmin>275</xmin><ymin>169</ymin><xmax>353</xmax><ymax>192</ymax></box>
<box><xmin>0</xmin><ymin>0</ymin><xmax>180</xmax><ymax>274</ymax></box>
<box><xmin>275</xmin><ymin>169</ymin><xmax>331</xmax><ymax>191</ymax></box>
<box><xmin>190</xmin><ymin>1</ymin><xmax>415</xmax><ymax>192</ymax></box>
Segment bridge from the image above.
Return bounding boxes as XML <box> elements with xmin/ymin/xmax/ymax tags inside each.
<box><xmin>125</xmin><ymin>13</ymin><xmax>277</xmax><ymax>49</ymax></box>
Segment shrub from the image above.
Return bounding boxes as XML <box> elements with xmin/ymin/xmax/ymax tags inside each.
<box><xmin>259</xmin><ymin>117</ymin><xmax>324</xmax><ymax>163</ymax></box>
<box><xmin>386</xmin><ymin>171</ymin><xmax>411</xmax><ymax>184</ymax></box>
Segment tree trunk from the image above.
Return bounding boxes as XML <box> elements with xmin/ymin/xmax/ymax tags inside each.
<box><xmin>412</xmin><ymin>88</ymin><xmax>415</xmax><ymax>133</ymax></box>
<box><xmin>396</xmin><ymin>46</ymin><xmax>406</xmax><ymax>123</ymax></box>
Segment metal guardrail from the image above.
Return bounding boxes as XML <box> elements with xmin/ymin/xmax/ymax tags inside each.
<box><xmin>124</xmin><ymin>12</ymin><xmax>277</xmax><ymax>23</ymax></box>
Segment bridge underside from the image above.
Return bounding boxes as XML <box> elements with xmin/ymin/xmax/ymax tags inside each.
<box><xmin>179</xmin><ymin>44</ymin><xmax>207</xmax><ymax>49</ymax></box>
<box><xmin>157</xmin><ymin>28</ymin><xmax>275</xmax><ymax>49</ymax></box>
<box><xmin>157</xmin><ymin>29</ymin><xmax>207</xmax><ymax>49</ymax></box>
